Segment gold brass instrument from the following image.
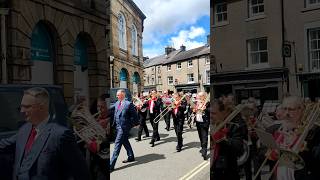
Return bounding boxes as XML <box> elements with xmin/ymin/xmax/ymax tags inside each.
<box><xmin>253</xmin><ymin>102</ymin><xmax>320</xmax><ymax>180</ymax></box>
<box><xmin>133</xmin><ymin>96</ymin><xmax>147</xmax><ymax>112</ymax></box>
<box><xmin>69</xmin><ymin>103</ymin><xmax>108</xmax><ymax>159</ymax></box>
<box><xmin>187</xmin><ymin>94</ymin><xmax>210</xmax><ymax>128</ymax></box>
<box><xmin>212</xmin><ymin>104</ymin><xmax>244</xmax><ymax>134</ymax></box>
<box><xmin>153</xmin><ymin>94</ymin><xmax>186</xmax><ymax>124</ymax></box>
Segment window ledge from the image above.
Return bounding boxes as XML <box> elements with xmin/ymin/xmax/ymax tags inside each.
<box><xmin>245</xmin><ymin>14</ymin><xmax>266</xmax><ymax>22</ymax></box>
<box><xmin>213</xmin><ymin>21</ymin><xmax>229</xmax><ymax>28</ymax></box>
<box><xmin>302</xmin><ymin>5</ymin><xmax>320</xmax><ymax>13</ymax></box>
<box><xmin>246</xmin><ymin>63</ymin><xmax>270</xmax><ymax>70</ymax></box>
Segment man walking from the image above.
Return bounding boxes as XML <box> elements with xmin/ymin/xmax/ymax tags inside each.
<box><xmin>110</xmin><ymin>89</ymin><xmax>139</xmax><ymax>172</ymax></box>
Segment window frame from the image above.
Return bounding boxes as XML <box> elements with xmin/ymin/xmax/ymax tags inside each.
<box><xmin>131</xmin><ymin>24</ymin><xmax>138</xmax><ymax>56</ymax></box>
<box><xmin>167</xmin><ymin>64</ymin><xmax>172</xmax><ymax>71</ymax></box>
<box><xmin>177</xmin><ymin>62</ymin><xmax>182</xmax><ymax>70</ymax></box>
<box><xmin>308</xmin><ymin>27</ymin><xmax>320</xmax><ymax>72</ymax></box>
<box><xmin>306</xmin><ymin>0</ymin><xmax>320</xmax><ymax>7</ymax></box>
<box><xmin>247</xmin><ymin>37</ymin><xmax>268</xmax><ymax>67</ymax></box>
<box><xmin>187</xmin><ymin>73</ymin><xmax>195</xmax><ymax>83</ymax></box>
<box><xmin>168</xmin><ymin>76</ymin><xmax>174</xmax><ymax>85</ymax></box>
<box><xmin>187</xmin><ymin>60</ymin><xmax>193</xmax><ymax>68</ymax></box>
<box><xmin>215</xmin><ymin>2</ymin><xmax>228</xmax><ymax>23</ymax></box>
<box><xmin>206</xmin><ymin>70</ymin><xmax>210</xmax><ymax>84</ymax></box>
<box><xmin>118</xmin><ymin>13</ymin><xmax>127</xmax><ymax>50</ymax></box>
<box><xmin>248</xmin><ymin>0</ymin><xmax>265</xmax><ymax>17</ymax></box>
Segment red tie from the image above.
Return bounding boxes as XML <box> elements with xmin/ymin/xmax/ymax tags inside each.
<box><xmin>25</xmin><ymin>127</ymin><xmax>37</xmax><ymax>153</ymax></box>
<box><xmin>118</xmin><ymin>101</ymin><xmax>122</xmax><ymax>110</ymax></box>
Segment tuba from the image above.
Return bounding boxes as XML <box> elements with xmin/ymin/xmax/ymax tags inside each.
<box><xmin>69</xmin><ymin>103</ymin><xmax>108</xmax><ymax>159</ymax></box>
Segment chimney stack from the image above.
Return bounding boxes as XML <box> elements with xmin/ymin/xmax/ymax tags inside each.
<box><xmin>180</xmin><ymin>45</ymin><xmax>186</xmax><ymax>51</ymax></box>
<box><xmin>165</xmin><ymin>46</ymin><xmax>176</xmax><ymax>55</ymax></box>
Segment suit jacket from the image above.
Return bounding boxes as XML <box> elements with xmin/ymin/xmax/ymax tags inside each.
<box><xmin>0</xmin><ymin>121</ymin><xmax>90</xmax><ymax>180</ymax></box>
<box><xmin>113</xmin><ymin>100</ymin><xmax>139</xmax><ymax>132</ymax></box>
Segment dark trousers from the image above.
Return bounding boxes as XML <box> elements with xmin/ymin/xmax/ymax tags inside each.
<box><xmin>110</xmin><ymin>129</ymin><xmax>134</xmax><ymax>169</ymax></box>
<box><xmin>173</xmin><ymin>117</ymin><xmax>184</xmax><ymax>148</ymax></box>
<box><xmin>137</xmin><ymin>113</ymin><xmax>149</xmax><ymax>139</ymax></box>
<box><xmin>163</xmin><ymin>109</ymin><xmax>171</xmax><ymax>129</ymax></box>
<box><xmin>90</xmin><ymin>154</ymin><xmax>109</xmax><ymax>180</ymax></box>
<box><xmin>196</xmin><ymin>121</ymin><xmax>209</xmax><ymax>155</ymax></box>
<box><xmin>150</xmin><ymin>112</ymin><xmax>160</xmax><ymax>142</ymax></box>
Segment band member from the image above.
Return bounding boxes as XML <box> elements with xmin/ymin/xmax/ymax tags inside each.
<box><xmin>161</xmin><ymin>90</ymin><xmax>173</xmax><ymax>131</ymax></box>
<box><xmin>87</xmin><ymin>94</ymin><xmax>109</xmax><ymax>180</ymax></box>
<box><xmin>135</xmin><ymin>93</ymin><xmax>150</xmax><ymax>141</ymax></box>
<box><xmin>267</xmin><ymin>96</ymin><xmax>320</xmax><ymax>180</ymax></box>
<box><xmin>211</xmin><ymin>99</ymin><xmax>248</xmax><ymax>180</ymax></box>
<box><xmin>149</xmin><ymin>90</ymin><xmax>162</xmax><ymax>147</ymax></box>
<box><xmin>0</xmin><ymin>87</ymin><xmax>90</xmax><ymax>180</ymax></box>
<box><xmin>193</xmin><ymin>92</ymin><xmax>210</xmax><ymax>159</ymax></box>
<box><xmin>171</xmin><ymin>92</ymin><xmax>187</xmax><ymax>152</ymax></box>
<box><xmin>110</xmin><ymin>89</ymin><xmax>139</xmax><ymax>172</ymax></box>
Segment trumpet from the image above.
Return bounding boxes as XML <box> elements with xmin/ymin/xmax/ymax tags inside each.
<box><xmin>153</xmin><ymin>94</ymin><xmax>186</xmax><ymax>123</ymax></box>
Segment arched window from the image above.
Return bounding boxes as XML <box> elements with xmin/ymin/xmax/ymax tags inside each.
<box><xmin>131</xmin><ymin>25</ymin><xmax>138</xmax><ymax>55</ymax></box>
<box><xmin>118</xmin><ymin>13</ymin><xmax>127</xmax><ymax>50</ymax></box>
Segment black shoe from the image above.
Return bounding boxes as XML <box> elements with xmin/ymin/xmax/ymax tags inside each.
<box><xmin>151</xmin><ymin>142</ymin><xmax>154</xmax><ymax>147</ymax></box>
<box><xmin>145</xmin><ymin>134</ymin><xmax>150</xmax><ymax>137</ymax></box>
<box><xmin>110</xmin><ymin>168</ymin><xmax>114</xmax><ymax>173</ymax></box>
<box><xmin>149</xmin><ymin>140</ymin><xmax>154</xmax><ymax>144</ymax></box>
<box><xmin>165</xmin><ymin>127</ymin><xmax>169</xmax><ymax>131</ymax></box>
<box><xmin>177</xmin><ymin>148</ymin><xmax>181</xmax><ymax>152</ymax></box>
<box><xmin>156</xmin><ymin>137</ymin><xmax>160</xmax><ymax>141</ymax></box>
<box><xmin>135</xmin><ymin>138</ymin><xmax>141</xmax><ymax>141</ymax></box>
<box><xmin>122</xmin><ymin>158</ymin><xmax>135</xmax><ymax>163</ymax></box>
<box><xmin>202</xmin><ymin>155</ymin><xmax>207</xmax><ymax>160</ymax></box>
<box><xmin>199</xmin><ymin>149</ymin><xmax>203</xmax><ymax>154</ymax></box>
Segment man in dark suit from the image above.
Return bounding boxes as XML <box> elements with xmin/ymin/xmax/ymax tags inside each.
<box><xmin>0</xmin><ymin>87</ymin><xmax>90</xmax><ymax>180</ymax></box>
<box><xmin>110</xmin><ymin>89</ymin><xmax>139</xmax><ymax>172</ymax></box>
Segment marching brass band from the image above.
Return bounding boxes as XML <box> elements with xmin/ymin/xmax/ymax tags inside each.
<box><xmin>68</xmin><ymin>88</ymin><xmax>320</xmax><ymax>180</ymax></box>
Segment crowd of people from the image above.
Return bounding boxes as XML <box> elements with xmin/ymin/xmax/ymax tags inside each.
<box><xmin>1</xmin><ymin>86</ymin><xmax>319</xmax><ymax>180</ymax></box>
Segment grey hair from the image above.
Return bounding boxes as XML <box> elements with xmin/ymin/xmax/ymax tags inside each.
<box><xmin>117</xmin><ymin>89</ymin><xmax>126</xmax><ymax>95</ymax></box>
<box><xmin>24</xmin><ymin>87</ymin><xmax>50</xmax><ymax>108</ymax></box>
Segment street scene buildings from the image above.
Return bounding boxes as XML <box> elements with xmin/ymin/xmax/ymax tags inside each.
<box><xmin>211</xmin><ymin>0</ymin><xmax>320</xmax><ymax>104</ymax></box>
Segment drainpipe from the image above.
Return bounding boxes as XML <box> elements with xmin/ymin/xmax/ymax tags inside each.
<box><xmin>281</xmin><ymin>0</ymin><xmax>289</xmax><ymax>93</ymax></box>
<box><xmin>0</xmin><ymin>8</ymin><xmax>9</xmax><ymax>84</ymax></box>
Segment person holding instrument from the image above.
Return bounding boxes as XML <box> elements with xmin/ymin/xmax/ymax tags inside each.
<box><xmin>149</xmin><ymin>90</ymin><xmax>162</xmax><ymax>147</ymax></box>
<box><xmin>210</xmin><ymin>98</ymin><xmax>248</xmax><ymax>180</ymax></box>
<box><xmin>135</xmin><ymin>93</ymin><xmax>150</xmax><ymax>141</ymax></box>
<box><xmin>171</xmin><ymin>92</ymin><xmax>187</xmax><ymax>152</ymax></box>
<box><xmin>262</xmin><ymin>96</ymin><xmax>320</xmax><ymax>180</ymax></box>
<box><xmin>192</xmin><ymin>92</ymin><xmax>210</xmax><ymax>160</ymax></box>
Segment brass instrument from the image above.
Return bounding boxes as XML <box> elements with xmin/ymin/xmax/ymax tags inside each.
<box><xmin>211</xmin><ymin>104</ymin><xmax>249</xmax><ymax>166</ymax></box>
<box><xmin>187</xmin><ymin>94</ymin><xmax>210</xmax><ymax>128</ymax></box>
<box><xmin>153</xmin><ymin>94</ymin><xmax>186</xmax><ymax>124</ymax></box>
<box><xmin>69</xmin><ymin>103</ymin><xmax>108</xmax><ymax>159</ymax></box>
<box><xmin>133</xmin><ymin>96</ymin><xmax>147</xmax><ymax>112</ymax></box>
<box><xmin>253</xmin><ymin>102</ymin><xmax>320</xmax><ymax>180</ymax></box>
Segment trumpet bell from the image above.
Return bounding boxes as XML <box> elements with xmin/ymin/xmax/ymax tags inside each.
<box><xmin>279</xmin><ymin>149</ymin><xmax>305</xmax><ymax>170</ymax></box>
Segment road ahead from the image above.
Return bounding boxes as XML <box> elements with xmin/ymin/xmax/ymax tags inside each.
<box><xmin>110</xmin><ymin>119</ymin><xmax>210</xmax><ymax>180</ymax></box>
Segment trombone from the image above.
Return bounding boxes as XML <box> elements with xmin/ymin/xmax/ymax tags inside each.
<box><xmin>153</xmin><ymin>94</ymin><xmax>187</xmax><ymax>124</ymax></box>
<box><xmin>253</xmin><ymin>102</ymin><xmax>320</xmax><ymax>180</ymax></box>
<box><xmin>187</xmin><ymin>94</ymin><xmax>210</xmax><ymax>128</ymax></box>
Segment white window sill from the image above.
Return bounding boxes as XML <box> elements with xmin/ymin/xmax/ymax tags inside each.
<box><xmin>302</xmin><ymin>4</ymin><xmax>320</xmax><ymax>12</ymax></box>
<box><xmin>187</xmin><ymin>81</ymin><xmax>195</xmax><ymax>84</ymax></box>
<box><xmin>187</xmin><ymin>66</ymin><xmax>193</xmax><ymax>68</ymax></box>
<box><xmin>245</xmin><ymin>14</ymin><xmax>266</xmax><ymax>22</ymax></box>
<box><xmin>168</xmin><ymin>84</ymin><xmax>174</xmax><ymax>86</ymax></box>
<box><xmin>177</xmin><ymin>68</ymin><xmax>182</xmax><ymax>70</ymax></box>
<box><xmin>246</xmin><ymin>63</ymin><xmax>270</xmax><ymax>70</ymax></box>
<box><xmin>213</xmin><ymin>21</ymin><xmax>229</xmax><ymax>28</ymax></box>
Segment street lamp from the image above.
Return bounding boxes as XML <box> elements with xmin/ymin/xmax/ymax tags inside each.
<box><xmin>110</xmin><ymin>55</ymin><xmax>114</xmax><ymax>88</ymax></box>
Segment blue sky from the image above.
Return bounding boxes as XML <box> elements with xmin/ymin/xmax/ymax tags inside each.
<box><xmin>133</xmin><ymin>0</ymin><xmax>210</xmax><ymax>58</ymax></box>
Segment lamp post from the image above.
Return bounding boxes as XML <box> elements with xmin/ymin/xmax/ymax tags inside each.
<box><xmin>110</xmin><ymin>55</ymin><xmax>114</xmax><ymax>88</ymax></box>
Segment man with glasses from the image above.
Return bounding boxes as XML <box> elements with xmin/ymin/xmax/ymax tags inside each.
<box><xmin>0</xmin><ymin>87</ymin><xmax>90</xmax><ymax>180</ymax></box>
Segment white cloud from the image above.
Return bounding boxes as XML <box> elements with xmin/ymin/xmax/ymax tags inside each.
<box><xmin>133</xmin><ymin>0</ymin><xmax>210</xmax><ymax>44</ymax></box>
<box><xmin>170</xmin><ymin>26</ymin><xmax>206</xmax><ymax>50</ymax></box>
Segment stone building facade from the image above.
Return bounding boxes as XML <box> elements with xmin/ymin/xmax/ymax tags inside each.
<box><xmin>109</xmin><ymin>0</ymin><xmax>145</xmax><ymax>95</ymax></box>
<box><xmin>211</xmin><ymin>0</ymin><xmax>320</xmax><ymax>103</ymax></box>
<box><xmin>1</xmin><ymin>0</ymin><xmax>108</xmax><ymax>105</ymax></box>
<box><xmin>144</xmin><ymin>45</ymin><xmax>210</xmax><ymax>94</ymax></box>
